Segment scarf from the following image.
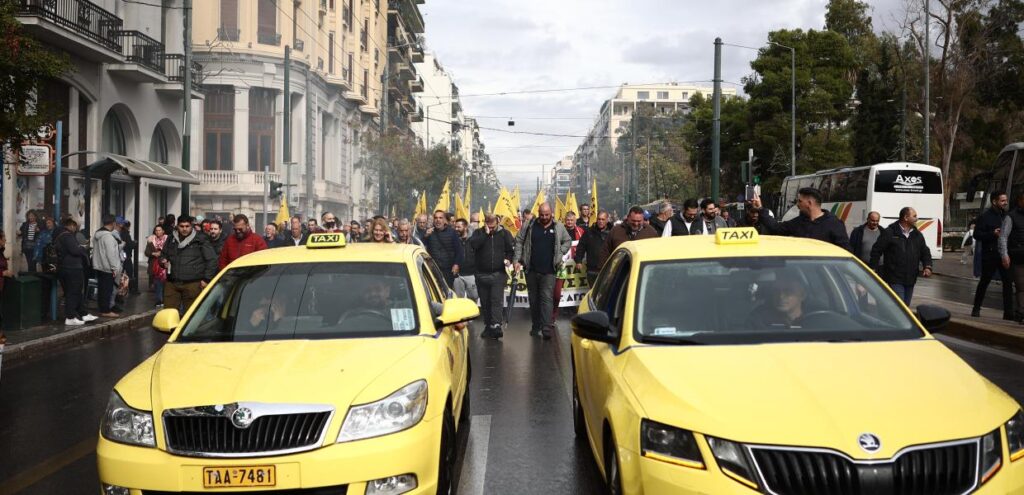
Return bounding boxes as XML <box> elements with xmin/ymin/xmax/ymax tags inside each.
<box><xmin>176</xmin><ymin>229</ymin><xmax>197</xmax><ymax>249</ymax></box>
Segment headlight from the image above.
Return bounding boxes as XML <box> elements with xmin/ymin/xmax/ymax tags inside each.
<box><xmin>1007</xmin><ymin>409</ymin><xmax>1024</xmax><ymax>462</ymax></box>
<box><xmin>100</xmin><ymin>391</ymin><xmax>156</xmax><ymax>447</ymax></box>
<box><xmin>979</xmin><ymin>428</ymin><xmax>1003</xmax><ymax>485</ymax></box>
<box><xmin>338</xmin><ymin>380</ymin><xmax>428</xmax><ymax>443</ymax></box>
<box><xmin>707</xmin><ymin>436</ymin><xmax>760</xmax><ymax>490</ymax></box>
<box><xmin>639</xmin><ymin>419</ymin><xmax>704</xmax><ymax>468</ymax></box>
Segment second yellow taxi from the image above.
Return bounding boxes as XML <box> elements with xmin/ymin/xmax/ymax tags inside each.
<box><xmin>571</xmin><ymin>227</ymin><xmax>1024</xmax><ymax>494</ymax></box>
<box><xmin>97</xmin><ymin>233</ymin><xmax>477</xmax><ymax>494</ymax></box>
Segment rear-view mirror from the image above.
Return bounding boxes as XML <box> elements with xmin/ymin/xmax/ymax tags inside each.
<box><xmin>152</xmin><ymin>308</ymin><xmax>181</xmax><ymax>334</ymax></box>
<box><xmin>916</xmin><ymin>305</ymin><xmax>951</xmax><ymax>333</ymax></box>
<box><xmin>571</xmin><ymin>311</ymin><xmax>617</xmax><ymax>344</ymax></box>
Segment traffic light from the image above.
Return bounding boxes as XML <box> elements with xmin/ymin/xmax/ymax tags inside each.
<box><xmin>269</xmin><ymin>181</ymin><xmax>283</xmax><ymax>199</ymax></box>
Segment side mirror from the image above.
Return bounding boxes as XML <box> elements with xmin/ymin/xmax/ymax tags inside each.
<box><xmin>916</xmin><ymin>305</ymin><xmax>951</xmax><ymax>333</ymax></box>
<box><xmin>152</xmin><ymin>308</ymin><xmax>181</xmax><ymax>334</ymax></box>
<box><xmin>571</xmin><ymin>311</ymin><xmax>617</xmax><ymax>344</ymax></box>
<box><xmin>435</xmin><ymin>298</ymin><xmax>480</xmax><ymax>327</ymax></box>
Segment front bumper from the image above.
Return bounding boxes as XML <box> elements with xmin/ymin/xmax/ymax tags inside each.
<box><xmin>97</xmin><ymin>415</ymin><xmax>442</xmax><ymax>494</ymax></box>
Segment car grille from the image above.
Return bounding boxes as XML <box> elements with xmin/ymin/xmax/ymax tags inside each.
<box><xmin>164</xmin><ymin>411</ymin><xmax>332</xmax><ymax>456</ymax></box>
<box><xmin>751</xmin><ymin>441</ymin><xmax>978</xmax><ymax>495</ymax></box>
<box><xmin>143</xmin><ymin>486</ymin><xmax>347</xmax><ymax>495</ymax></box>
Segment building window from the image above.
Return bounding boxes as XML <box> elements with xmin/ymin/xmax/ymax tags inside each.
<box><xmin>257</xmin><ymin>0</ymin><xmax>279</xmax><ymax>45</ymax></box>
<box><xmin>248</xmin><ymin>88</ymin><xmax>275</xmax><ymax>172</ymax></box>
<box><xmin>347</xmin><ymin>52</ymin><xmax>353</xmax><ymax>83</ymax></box>
<box><xmin>657</xmin><ymin>91</ymin><xmax>669</xmax><ymax>100</ymax></box>
<box><xmin>102</xmin><ymin>110</ymin><xmax>126</xmax><ymax>155</ymax></box>
<box><xmin>637</xmin><ymin>91</ymin><xmax>650</xmax><ymax>100</ymax></box>
<box><xmin>219</xmin><ymin>0</ymin><xmax>239</xmax><ymax>41</ymax></box>
<box><xmin>362</xmin><ymin>69</ymin><xmax>368</xmax><ymax>98</ymax></box>
<box><xmin>204</xmin><ymin>86</ymin><xmax>234</xmax><ymax>171</ymax></box>
<box><xmin>328</xmin><ymin>32</ymin><xmax>335</xmax><ymax>73</ymax></box>
<box><xmin>681</xmin><ymin>91</ymin><xmax>689</xmax><ymax>100</ymax></box>
<box><xmin>150</xmin><ymin>127</ymin><xmax>169</xmax><ymax>164</ymax></box>
<box><xmin>361</xmin><ymin>18</ymin><xmax>368</xmax><ymax>51</ymax></box>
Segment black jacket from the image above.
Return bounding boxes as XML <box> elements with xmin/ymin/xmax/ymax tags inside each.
<box><xmin>161</xmin><ymin>231</ymin><xmax>218</xmax><ymax>283</ymax></box>
<box><xmin>469</xmin><ymin>226</ymin><xmax>515</xmax><ymax>274</ymax></box>
<box><xmin>574</xmin><ymin>223</ymin><xmax>612</xmax><ymax>272</ymax></box>
<box><xmin>649</xmin><ymin>217</ymin><xmax>667</xmax><ymax>236</ymax></box>
<box><xmin>974</xmin><ymin>207</ymin><xmax>1006</xmax><ymax>259</ymax></box>
<box><xmin>869</xmin><ymin>222</ymin><xmax>933</xmax><ymax>286</ymax></box>
<box><xmin>55</xmin><ymin>229</ymin><xmax>88</xmax><ymax>270</ymax></box>
<box><xmin>760</xmin><ymin>208</ymin><xmax>851</xmax><ymax>252</ymax></box>
<box><xmin>208</xmin><ymin>233</ymin><xmax>226</xmax><ymax>255</ymax></box>
<box><xmin>425</xmin><ymin>226</ymin><xmax>465</xmax><ymax>270</ymax></box>
<box><xmin>460</xmin><ymin>235</ymin><xmax>477</xmax><ymax>276</ymax></box>
<box><xmin>737</xmin><ymin>217</ymin><xmax>768</xmax><ymax>235</ymax></box>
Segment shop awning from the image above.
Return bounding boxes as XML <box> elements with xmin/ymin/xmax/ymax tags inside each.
<box><xmin>84</xmin><ymin>154</ymin><xmax>201</xmax><ymax>184</ymax></box>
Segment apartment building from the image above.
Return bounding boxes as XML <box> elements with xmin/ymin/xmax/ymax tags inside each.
<box><xmin>384</xmin><ymin>0</ymin><xmax>425</xmax><ymax>136</ymax></box>
<box><xmin>191</xmin><ymin>0</ymin><xmax>392</xmax><ymax>224</ymax></box>
<box><xmin>550</xmin><ymin>157</ymin><xmax>573</xmax><ymax>198</ymax></box>
<box><xmin>5</xmin><ymin>0</ymin><xmax>203</xmax><ymax>265</ymax></box>
<box><xmin>411</xmin><ymin>54</ymin><xmax>455</xmax><ymax>148</ymax></box>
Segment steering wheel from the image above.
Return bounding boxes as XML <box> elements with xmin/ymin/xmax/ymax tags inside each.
<box><xmin>795</xmin><ymin>310</ymin><xmax>843</xmax><ymax>326</ymax></box>
<box><xmin>338</xmin><ymin>308</ymin><xmax>391</xmax><ymax>328</ymax></box>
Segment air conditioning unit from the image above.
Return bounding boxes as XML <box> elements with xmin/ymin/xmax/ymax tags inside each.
<box><xmin>295</xmin><ymin>39</ymin><xmax>305</xmax><ymax>51</ymax></box>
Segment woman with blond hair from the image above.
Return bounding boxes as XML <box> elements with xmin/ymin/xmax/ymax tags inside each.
<box><xmin>369</xmin><ymin>218</ymin><xmax>394</xmax><ymax>243</ymax></box>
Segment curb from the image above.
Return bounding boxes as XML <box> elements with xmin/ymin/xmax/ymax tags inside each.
<box><xmin>2</xmin><ymin>310</ymin><xmax>158</xmax><ymax>367</ymax></box>
<box><xmin>945</xmin><ymin>317</ymin><xmax>1024</xmax><ymax>354</ymax></box>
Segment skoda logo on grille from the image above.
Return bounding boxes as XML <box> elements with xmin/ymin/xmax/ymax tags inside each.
<box><xmin>231</xmin><ymin>406</ymin><xmax>255</xmax><ymax>429</ymax></box>
<box><xmin>858</xmin><ymin>433</ymin><xmax>881</xmax><ymax>453</ymax></box>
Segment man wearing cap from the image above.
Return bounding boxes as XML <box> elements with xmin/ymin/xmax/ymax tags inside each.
<box><xmin>92</xmin><ymin>215</ymin><xmax>123</xmax><ymax>317</ymax></box>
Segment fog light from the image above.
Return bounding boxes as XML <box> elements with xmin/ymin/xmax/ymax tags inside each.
<box><xmin>102</xmin><ymin>484</ymin><xmax>130</xmax><ymax>495</ymax></box>
<box><xmin>366</xmin><ymin>474</ymin><xmax>417</xmax><ymax>495</ymax></box>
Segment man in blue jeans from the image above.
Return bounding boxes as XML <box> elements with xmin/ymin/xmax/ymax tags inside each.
<box><xmin>514</xmin><ymin>204</ymin><xmax>571</xmax><ymax>340</ymax></box>
<box><xmin>869</xmin><ymin>207</ymin><xmax>933</xmax><ymax>305</ymax></box>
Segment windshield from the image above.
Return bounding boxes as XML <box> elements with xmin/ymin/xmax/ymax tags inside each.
<box><xmin>177</xmin><ymin>262</ymin><xmax>418</xmax><ymax>343</ymax></box>
<box><xmin>635</xmin><ymin>257</ymin><xmax>922</xmax><ymax>345</ymax></box>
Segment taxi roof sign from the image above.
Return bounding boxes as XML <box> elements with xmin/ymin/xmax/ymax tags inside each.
<box><xmin>306</xmin><ymin>232</ymin><xmax>347</xmax><ymax>248</ymax></box>
<box><xmin>715</xmin><ymin>227</ymin><xmax>759</xmax><ymax>245</ymax></box>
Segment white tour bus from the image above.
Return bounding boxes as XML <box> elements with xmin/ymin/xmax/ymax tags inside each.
<box><xmin>776</xmin><ymin>162</ymin><xmax>944</xmax><ymax>259</ymax></box>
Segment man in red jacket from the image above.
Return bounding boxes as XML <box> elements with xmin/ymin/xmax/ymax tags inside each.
<box><xmin>219</xmin><ymin>214</ymin><xmax>267</xmax><ymax>270</ymax></box>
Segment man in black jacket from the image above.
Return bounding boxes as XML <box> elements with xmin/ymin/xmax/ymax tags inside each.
<box><xmin>998</xmin><ymin>193</ymin><xmax>1024</xmax><ymax>321</ymax></box>
<box><xmin>55</xmin><ymin>218</ymin><xmax>97</xmax><ymax>325</ymax></box>
<box><xmin>574</xmin><ymin>210</ymin><xmax>612</xmax><ymax>286</ymax></box>
<box><xmin>160</xmin><ymin>216</ymin><xmax>218</xmax><ymax>316</ymax></box>
<box><xmin>752</xmin><ymin>188</ymin><xmax>851</xmax><ymax>251</ymax></box>
<box><xmin>972</xmin><ymin>191</ymin><xmax>1013</xmax><ymax>319</ymax></box>
<box><xmin>453</xmin><ymin>218</ymin><xmax>477</xmax><ymax>301</ymax></box>
<box><xmin>469</xmin><ymin>214</ymin><xmax>515</xmax><ymax>339</ymax></box>
<box><xmin>869</xmin><ymin>207</ymin><xmax>933</xmax><ymax>305</ymax></box>
<box><xmin>424</xmin><ymin>209</ymin><xmax>464</xmax><ymax>289</ymax></box>
<box><xmin>850</xmin><ymin>212</ymin><xmax>882</xmax><ymax>264</ymax></box>
<box><xmin>664</xmin><ymin>199</ymin><xmax>701</xmax><ymax>237</ymax></box>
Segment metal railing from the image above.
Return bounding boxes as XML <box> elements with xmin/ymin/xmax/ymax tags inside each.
<box><xmin>217</xmin><ymin>26</ymin><xmax>240</xmax><ymax>42</ymax></box>
<box><xmin>115</xmin><ymin>30</ymin><xmax>164</xmax><ymax>73</ymax></box>
<box><xmin>163</xmin><ymin>53</ymin><xmax>203</xmax><ymax>87</ymax></box>
<box><xmin>18</xmin><ymin>0</ymin><xmax>123</xmax><ymax>52</ymax></box>
<box><xmin>257</xmin><ymin>32</ymin><xmax>281</xmax><ymax>46</ymax></box>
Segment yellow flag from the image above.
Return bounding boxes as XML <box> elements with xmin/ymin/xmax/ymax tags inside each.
<box><xmin>512</xmin><ymin>186</ymin><xmax>521</xmax><ymax>214</ymax></box>
<box><xmin>464</xmin><ymin>182</ymin><xmax>472</xmax><ymax>214</ymax></box>
<box><xmin>530</xmin><ymin>190</ymin><xmax>546</xmax><ymax>217</ymax></box>
<box><xmin>591</xmin><ymin>178</ymin><xmax>599</xmax><ymax>224</ymax></box>
<box><xmin>434</xmin><ymin>179</ymin><xmax>451</xmax><ymax>213</ymax></box>
<box><xmin>565</xmin><ymin>190</ymin><xmax>579</xmax><ymax>218</ymax></box>
<box><xmin>478</xmin><ymin>207</ymin><xmax>485</xmax><ymax>220</ymax></box>
<box><xmin>413</xmin><ymin>191</ymin><xmax>426</xmax><ymax>219</ymax></box>
<box><xmin>455</xmin><ymin>192</ymin><xmax>470</xmax><ymax>221</ymax></box>
<box><xmin>555</xmin><ymin>193</ymin><xmax>566</xmax><ymax>223</ymax></box>
<box><xmin>493</xmin><ymin>188</ymin><xmax>519</xmax><ymax>235</ymax></box>
<box><xmin>275</xmin><ymin>196</ymin><xmax>291</xmax><ymax>227</ymax></box>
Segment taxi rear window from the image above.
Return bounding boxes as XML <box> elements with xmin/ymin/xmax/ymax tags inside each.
<box><xmin>176</xmin><ymin>262</ymin><xmax>418</xmax><ymax>342</ymax></box>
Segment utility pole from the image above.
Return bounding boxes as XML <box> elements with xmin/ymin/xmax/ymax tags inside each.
<box><xmin>646</xmin><ymin>134</ymin><xmax>651</xmax><ymax>203</ymax></box>
<box><xmin>924</xmin><ymin>0</ymin><xmax>930</xmax><ymax>166</ymax></box>
<box><xmin>284</xmin><ymin>45</ymin><xmax>291</xmax><ymax>202</ymax></box>
<box><xmin>181</xmin><ymin>0</ymin><xmax>192</xmax><ymax>216</ymax></box>
<box><xmin>630</xmin><ymin>116</ymin><xmax>636</xmax><ymax>207</ymax></box>
<box><xmin>379</xmin><ymin>59</ymin><xmax>389</xmax><ymax>215</ymax></box>
<box><xmin>712</xmin><ymin>37</ymin><xmax>722</xmax><ymax>204</ymax></box>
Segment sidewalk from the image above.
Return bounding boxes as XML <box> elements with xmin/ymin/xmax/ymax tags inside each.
<box><xmin>2</xmin><ymin>273</ymin><xmax>160</xmax><ymax>368</ymax></box>
<box><xmin>929</xmin><ymin>251</ymin><xmax>1024</xmax><ymax>352</ymax></box>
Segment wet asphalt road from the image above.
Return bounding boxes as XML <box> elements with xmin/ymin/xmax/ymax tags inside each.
<box><xmin>0</xmin><ymin>275</ymin><xmax>1022</xmax><ymax>495</ymax></box>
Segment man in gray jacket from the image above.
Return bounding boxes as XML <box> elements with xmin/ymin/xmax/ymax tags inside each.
<box><xmin>514</xmin><ymin>203</ymin><xmax>571</xmax><ymax>340</ymax></box>
<box><xmin>91</xmin><ymin>214</ymin><xmax>123</xmax><ymax>317</ymax></box>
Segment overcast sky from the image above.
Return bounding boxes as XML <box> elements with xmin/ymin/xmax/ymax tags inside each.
<box><xmin>420</xmin><ymin>0</ymin><xmax>908</xmax><ymax>194</ymax></box>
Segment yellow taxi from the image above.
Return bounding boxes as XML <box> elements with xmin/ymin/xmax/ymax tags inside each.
<box><xmin>97</xmin><ymin>233</ymin><xmax>477</xmax><ymax>495</ymax></box>
<box><xmin>570</xmin><ymin>228</ymin><xmax>1024</xmax><ymax>495</ymax></box>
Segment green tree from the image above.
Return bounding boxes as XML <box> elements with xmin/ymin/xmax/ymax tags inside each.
<box><xmin>0</xmin><ymin>0</ymin><xmax>72</xmax><ymax>144</ymax></box>
<box><xmin>360</xmin><ymin>135</ymin><xmax>461</xmax><ymax>217</ymax></box>
<box><xmin>850</xmin><ymin>35</ymin><xmax>907</xmax><ymax>164</ymax></box>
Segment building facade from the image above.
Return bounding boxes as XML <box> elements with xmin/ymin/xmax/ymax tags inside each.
<box><xmin>550</xmin><ymin>157</ymin><xmax>573</xmax><ymax>198</ymax></box>
<box><xmin>411</xmin><ymin>54</ymin><xmax>455</xmax><ymax>148</ymax></box>
<box><xmin>384</xmin><ymin>0</ymin><xmax>425</xmax><ymax>136</ymax></box>
<box><xmin>5</xmin><ymin>0</ymin><xmax>203</xmax><ymax>268</ymax></box>
<box><xmin>190</xmin><ymin>0</ymin><xmax>401</xmax><ymax>225</ymax></box>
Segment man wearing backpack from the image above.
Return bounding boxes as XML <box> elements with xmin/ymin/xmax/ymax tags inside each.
<box><xmin>55</xmin><ymin>219</ymin><xmax>97</xmax><ymax>325</ymax></box>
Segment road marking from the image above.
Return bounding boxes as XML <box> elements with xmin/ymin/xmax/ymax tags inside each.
<box><xmin>0</xmin><ymin>436</ymin><xmax>96</xmax><ymax>495</ymax></box>
<box><xmin>936</xmin><ymin>335</ymin><xmax>1024</xmax><ymax>364</ymax></box>
<box><xmin>457</xmin><ymin>415</ymin><xmax>492</xmax><ymax>495</ymax></box>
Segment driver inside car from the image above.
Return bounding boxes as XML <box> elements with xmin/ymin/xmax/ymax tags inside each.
<box><xmin>747</xmin><ymin>274</ymin><xmax>819</xmax><ymax>328</ymax></box>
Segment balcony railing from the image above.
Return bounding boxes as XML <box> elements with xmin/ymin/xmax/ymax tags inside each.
<box><xmin>163</xmin><ymin>53</ymin><xmax>203</xmax><ymax>88</ymax></box>
<box><xmin>18</xmin><ymin>0</ymin><xmax>124</xmax><ymax>52</ymax></box>
<box><xmin>217</xmin><ymin>26</ymin><xmax>240</xmax><ymax>42</ymax></box>
<box><xmin>257</xmin><ymin>31</ymin><xmax>281</xmax><ymax>46</ymax></box>
<box><xmin>115</xmin><ymin>30</ymin><xmax>164</xmax><ymax>73</ymax></box>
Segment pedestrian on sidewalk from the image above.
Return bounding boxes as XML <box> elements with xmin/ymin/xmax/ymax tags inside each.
<box><xmin>869</xmin><ymin>207</ymin><xmax>933</xmax><ymax>305</ymax></box>
<box><xmin>600</xmin><ymin>207</ymin><xmax>658</xmax><ymax>266</ymax></box>
<box><xmin>425</xmin><ymin>210</ymin><xmax>464</xmax><ymax>289</ymax></box>
<box><xmin>91</xmin><ymin>215</ymin><xmax>122</xmax><ymax>317</ymax></box>
<box><xmin>972</xmin><ymin>191</ymin><xmax>1014</xmax><ymax>319</ymax></box>
<box><xmin>998</xmin><ymin>193</ymin><xmax>1024</xmax><ymax>322</ymax></box>
<box><xmin>145</xmin><ymin>225</ymin><xmax>169</xmax><ymax>308</ymax></box>
<box><xmin>514</xmin><ymin>203</ymin><xmax>571</xmax><ymax>340</ymax></box>
<box><xmin>161</xmin><ymin>216</ymin><xmax>217</xmax><ymax>316</ymax></box>
<box><xmin>219</xmin><ymin>214</ymin><xmax>267</xmax><ymax>270</ymax></box>
<box><xmin>17</xmin><ymin>211</ymin><xmax>40</xmax><ymax>272</ymax></box>
<box><xmin>575</xmin><ymin>210</ymin><xmax>612</xmax><ymax>287</ymax></box>
<box><xmin>470</xmin><ymin>214</ymin><xmax>515</xmax><ymax>339</ymax></box>
<box><xmin>961</xmin><ymin>222</ymin><xmax>975</xmax><ymax>265</ymax></box>
<box><xmin>850</xmin><ymin>211</ymin><xmax>882</xmax><ymax>265</ymax></box>
<box><xmin>55</xmin><ymin>219</ymin><xmax>96</xmax><ymax>325</ymax></box>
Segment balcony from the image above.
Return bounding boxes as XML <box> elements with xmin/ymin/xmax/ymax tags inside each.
<box><xmin>410</xmin><ymin>39</ymin><xmax>424</xmax><ymax>63</ymax></box>
<box><xmin>390</xmin><ymin>0</ymin><xmax>424</xmax><ymax>34</ymax></box>
<box><xmin>156</xmin><ymin>53</ymin><xmax>203</xmax><ymax>95</ymax></box>
<box><xmin>16</xmin><ymin>0</ymin><xmax>124</xmax><ymax>62</ymax></box>
<box><xmin>217</xmin><ymin>26</ymin><xmax>240</xmax><ymax>42</ymax></box>
<box><xmin>410</xmin><ymin>105</ymin><xmax>423</xmax><ymax>123</ymax></box>
<box><xmin>409</xmin><ymin>76</ymin><xmax>423</xmax><ymax>92</ymax></box>
<box><xmin>194</xmin><ymin>171</ymin><xmax>283</xmax><ymax>196</ymax></box>
<box><xmin>107</xmin><ymin>30</ymin><xmax>165</xmax><ymax>81</ymax></box>
<box><xmin>258</xmin><ymin>31</ymin><xmax>281</xmax><ymax>46</ymax></box>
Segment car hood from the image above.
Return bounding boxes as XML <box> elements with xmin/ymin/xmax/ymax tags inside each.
<box><xmin>149</xmin><ymin>337</ymin><xmax>426</xmax><ymax>413</ymax></box>
<box><xmin>623</xmin><ymin>339</ymin><xmax>1019</xmax><ymax>459</ymax></box>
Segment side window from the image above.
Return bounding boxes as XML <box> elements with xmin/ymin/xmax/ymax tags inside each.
<box><xmin>608</xmin><ymin>259</ymin><xmax>632</xmax><ymax>328</ymax></box>
<box><xmin>418</xmin><ymin>257</ymin><xmax>444</xmax><ymax>319</ymax></box>
<box><xmin>592</xmin><ymin>251</ymin><xmax>626</xmax><ymax>310</ymax></box>
<box><xmin>847</xmin><ymin>169</ymin><xmax>868</xmax><ymax>201</ymax></box>
<box><xmin>425</xmin><ymin>257</ymin><xmax>451</xmax><ymax>300</ymax></box>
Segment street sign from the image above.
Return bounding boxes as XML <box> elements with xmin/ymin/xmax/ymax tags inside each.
<box><xmin>16</xmin><ymin>144</ymin><xmax>53</xmax><ymax>176</ymax></box>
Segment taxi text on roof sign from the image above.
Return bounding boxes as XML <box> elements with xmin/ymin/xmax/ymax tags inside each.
<box><xmin>715</xmin><ymin>227</ymin><xmax>759</xmax><ymax>245</ymax></box>
<box><xmin>306</xmin><ymin>232</ymin><xmax>347</xmax><ymax>248</ymax></box>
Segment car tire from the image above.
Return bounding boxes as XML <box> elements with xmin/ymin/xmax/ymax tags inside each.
<box><xmin>459</xmin><ymin>384</ymin><xmax>471</xmax><ymax>428</ymax></box>
<box><xmin>436</xmin><ymin>406</ymin><xmax>457</xmax><ymax>495</ymax></box>
<box><xmin>604</xmin><ymin>433</ymin><xmax>623</xmax><ymax>495</ymax></box>
<box><xmin>572</xmin><ymin>366</ymin><xmax>587</xmax><ymax>440</ymax></box>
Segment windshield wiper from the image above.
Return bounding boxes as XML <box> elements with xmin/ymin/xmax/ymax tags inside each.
<box><xmin>641</xmin><ymin>335</ymin><xmax>707</xmax><ymax>346</ymax></box>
